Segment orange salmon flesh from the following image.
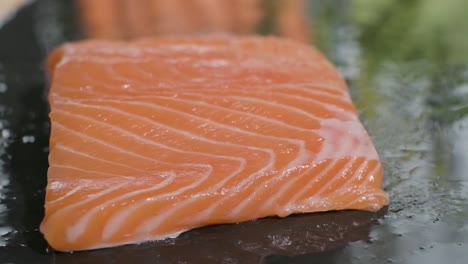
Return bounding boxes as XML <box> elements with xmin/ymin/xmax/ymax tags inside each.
<box><xmin>41</xmin><ymin>36</ymin><xmax>389</xmax><ymax>251</ymax></box>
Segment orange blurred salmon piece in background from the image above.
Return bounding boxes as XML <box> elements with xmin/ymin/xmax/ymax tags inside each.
<box><xmin>76</xmin><ymin>0</ymin><xmax>310</xmax><ymax>41</ymax></box>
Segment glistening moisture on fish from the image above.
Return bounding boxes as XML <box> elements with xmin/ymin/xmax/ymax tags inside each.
<box><xmin>40</xmin><ymin>35</ymin><xmax>388</xmax><ymax>251</ymax></box>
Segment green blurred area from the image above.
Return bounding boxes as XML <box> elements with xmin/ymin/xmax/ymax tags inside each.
<box><xmin>321</xmin><ymin>0</ymin><xmax>468</xmax><ymax>126</ymax></box>
<box><xmin>351</xmin><ymin>0</ymin><xmax>468</xmax><ymax>65</ymax></box>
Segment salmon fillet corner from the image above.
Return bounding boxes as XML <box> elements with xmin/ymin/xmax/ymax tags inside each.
<box><xmin>41</xmin><ymin>35</ymin><xmax>389</xmax><ymax>252</ymax></box>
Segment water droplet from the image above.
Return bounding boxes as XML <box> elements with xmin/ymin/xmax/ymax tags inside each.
<box><xmin>1</xmin><ymin>129</ymin><xmax>10</xmax><ymax>139</ymax></box>
<box><xmin>21</xmin><ymin>135</ymin><xmax>35</xmax><ymax>143</ymax></box>
<box><xmin>0</xmin><ymin>83</ymin><xmax>7</xmax><ymax>93</ymax></box>
<box><xmin>81</xmin><ymin>85</ymin><xmax>93</xmax><ymax>91</ymax></box>
<box><xmin>0</xmin><ymin>226</ymin><xmax>13</xmax><ymax>246</ymax></box>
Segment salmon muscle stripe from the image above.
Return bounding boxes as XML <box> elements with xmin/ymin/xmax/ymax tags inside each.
<box><xmin>41</xmin><ymin>35</ymin><xmax>389</xmax><ymax>251</ymax></box>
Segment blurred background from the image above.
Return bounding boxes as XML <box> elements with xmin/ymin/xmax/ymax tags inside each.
<box><xmin>76</xmin><ymin>0</ymin><xmax>310</xmax><ymax>42</ymax></box>
<box><xmin>0</xmin><ymin>0</ymin><xmax>468</xmax><ymax>263</ymax></box>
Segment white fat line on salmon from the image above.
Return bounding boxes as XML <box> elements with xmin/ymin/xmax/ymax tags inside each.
<box><xmin>111</xmin><ymin>60</ymin><xmax>156</xmax><ymax>80</ymax></box>
<box><xmin>63</xmin><ymin>181</ymin><xmax>130</xmax><ymax>243</ymax></box>
<box><xmin>190</xmin><ymin>150</ymin><xmax>314</xmax><ymax>222</ymax></box>
<box><xmin>237</xmin><ymin>57</ymin><xmax>327</xmax><ymax>70</ymax></box>
<box><xmin>74</xmin><ymin>72</ymin><xmax>134</xmax><ymax>94</ymax></box>
<box><xmin>153</xmin><ymin>88</ymin><xmax>352</xmax><ymax>117</ymax></box>
<box><xmin>248</xmin><ymin>118</ymin><xmax>363</xmax><ymax>214</ymax></box>
<box><xmin>55</xmin><ymin>78</ymin><xmax>345</xmax><ymax>98</ymax></box>
<box><xmin>101</xmin><ymin>165</ymin><xmax>216</xmax><ymax>241</ymax></box>
<box><xmin>51</xmin><ymin>164</ymin><xmax>138</xmax><ymax>178</ymax></box>
<box><xmin>161</xmin><ymin>57</ymin><xmax>193</xmax><ymax>65</ymax></box>
<box><xmin>61</xmin><ymin>43</ymin><xmax>324</xmax><ymax>69</ymax></box>
<box><xmin>46</xmin><ymin>182</ymin><xmax>86</xmax><ymax>204</ymax></box>
<box><xmin>53</xmin><ymin>93</ymin><xmax>318</xmax><ymax>133</ymax></box>
<box><xmin>130</xmin><ymin>95</ymin><xmax>320</xmax><ymax>132</ymax></box>
<box><xmin>221</xmin><ymin>146</ymin><xmax>314</xmax><ymax>218</ymax></box>
<box><xmin>61</xmin><ymin>43</ymin><xmax>149</xmax><ymax>57</ymax></box>
<box><xmin>84</xmin><ymin>228</ymin><xmax>189</xmax><ymax>252</ymax></box>
<box><xmin>60</xmin><ymin>43</ymin><xmax>188</xmax><ymax>58</ymax></box>
<box><xmin>65</xmin><ymin>56</ymin><xmax>344</xmax><ymax>95</ymax></box>
<box><xmin>52</xmin><ymin>122</ymin><xmax>213</xmax><ymax>169</ymax></box>
<box><xmin>266</xmin><ymin>83</ymin><xmax>346</xmax><ymax>97</ymax></box>
<box><xmin>66</xmin><ymin>99</ymin><xmax>307</xmax><ymax>192</ymax></box>
<box><xmin>179</xmin><ymin>108</ymin><xmax>367</xmax><ymax>218</ymax></box>
<box><xmin>152</xmin><ymin>84</ymin><xmax>341</xmax><ymax>97</ymax></box>
<box><xmin>62</xmin><ymin>43</ymin><xmax>218</xmax><ymax>58</ymax></box>
<box><xmin>330</xmin><ymin>161</ymin><xmax>380</xmax><ymax>196</ymax></box>
<box><xmin>68</xmin><ymin>169</ymin><xmax>177</xmax><ymax>243</ymax></box>
<box><xmin>180</xmin><ymin>93</ymin><xmax>323</xmax><ymax>121</ymax></box>
<box><xmin>76</xmin><ymin>98</ymin><xmax>307</xmax><ymax>154</ymax></box>
<box><xmin>343</xmin><ymin>189</ymin><xmax>389</xmax><ymax>210</ymax></box>
<box><xmin>54</xmin><ymin>106</ymin><xmax>253</xmax><ymax>165</ymax></box>
<box><xmin>74</xmin><ymin>93</ymin><xmax>321</xmax><ymax>129</ymax></box>
<box><xmin>257</xmin><ymin>160</ymin><xmax>362</xmax><ymax>217</ymax></box>
<box><xmin>54</xmin><ymin>95</ymin><xmax>314</xmax><ymax>237</ymax></box>
<box><xmin>281</xmin><ymin>160</ymin><xmax>344</xmax><ymax>216</ymax></box>
<box><xmin>55</xmin><ymin>107</ymin><xmax>278</xmax><ymax>239</ymax></box>
<box><xmin>56</xmin><ymin>49</ymin><xmax>224</xmax><ymax>69</ymax></box>
<box><xmin>41</xmin><ymin>177</ymin><xmax>129</xmax><ymax>240</ymax></box>
<box><xmin>237</xmin><ymin>93</ymin><xmax>354</xmax><ymax>121</ymax></box>
<box><xmin>52</xmin><ymin>121</ymin><xmax>237</xmax><ymax>243</ymax></box>
<box><xmin>82</xmin><ymin>65</ymin><xmax>148</xmax><ymax>91</ymax></box>
<box><xmin>56</xmin><ymin>92</ymin><xmax>344</xmax><ymax>135</ymax></box>
<box><xmin>131</xmin><ymin>147</ymin><xmax>295</xmax><ymax>235</ymax></box>
<box><xmin>68</xmin><ymin>93</ymin><xmax>372</xmax><ymax>221</ymax></box>
<box><xmin>170</xmin><ymin>155</ymin><xmax>313</xmax><ymax>224</ymax></box>
<box><xmin>220</xmin><ymin>91</ymin><xmax>356</xmax><ymax>121</ymax></box>
<box><xmin>188</xmin><ymin>83</ymin><xmax>349</xmax><ymax>96</ymax></box>
<box><xmin>154</xmin><ymin>44</ymin><xmax>216</xmax><ymax>54</ymax></box>
<box><xmin>237</xmin><ymin>156</ymin><xmax>359</xmax><ymax>217</ymax></box>
<box><xmin>314</xmin><ymin>159</ymin><xmax>368</xmax><ymax>197</ymax></box>
<box><xmin>310</xmin><ymin>138</ymin><xmax>369</xmax><ymax>195</ymax></box>
<box><xmin>167</xmin><ymin>85</ymin><xmax>349</xmax><ymax>105</ymax></box>
<box><xmin>59</xmin><ymin>102</ymin><xmax>305</xmax><ymax>235</ymax></box>
<box><xmin>264</xmin><ymin>129</ymin><xmax>358</xmax><ymax>213</ymax></box>
<box><xmin>54</xmin><ymin>144</ymin><xmax>148</xmax><ymax>173</ymax></box>
<box><xmin>55</xmin><ymin>56</ymin><xmax>155</xmax><ymax>68</ymax></box>
<box><xmin>314</xmin><ymin>118</ymin><xmax>380</xmax><ymax>161</ymax></box>
<box><xmin>269</xmin><ymin>88</ymin><xmax>346</xmax><ymax>101</ymax></box>
<box><xmin>339</xmin><ymin>163</ymin><xmax>384</xmax><ymax>201</ymax></box>
<box><xmin>106</xmin><ymin>62</ymin><xmax>186</xmax><ymax>86</ymax></box>
<box><xmin>156</xmin><ymin>82</ymin><xmax>345</xmax><ymax>94</ymax></box>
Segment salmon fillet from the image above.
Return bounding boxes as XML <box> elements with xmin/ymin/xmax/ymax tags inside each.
<box><xmin>41</xmin><ymin>36</ymin><xmax>389</xmax><ymax>252</ymax></box>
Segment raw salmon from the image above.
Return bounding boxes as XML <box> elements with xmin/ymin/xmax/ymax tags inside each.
<box><xmin>41</xmin><ymin>36</ymin><xmax>389</xmax><ymax>252</ymax></box>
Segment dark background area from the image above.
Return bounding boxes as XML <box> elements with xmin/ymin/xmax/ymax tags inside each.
<box><xmin>0</xmin><ymin>0</ymin><xmax>467</xmax><ymax>263</ymax></box>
